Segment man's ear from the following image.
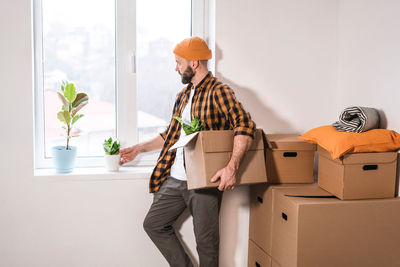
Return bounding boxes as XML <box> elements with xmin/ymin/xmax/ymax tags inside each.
<box><xmin>191</xmin><ymin>60</ymin><xmax>200</xmax><ymax>70</ymax></box>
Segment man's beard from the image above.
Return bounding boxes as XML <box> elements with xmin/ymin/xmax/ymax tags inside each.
<box><xmin>181</xmin><ymin>66</ymin><xmax>195</xmax><ymax>84</ymax></box>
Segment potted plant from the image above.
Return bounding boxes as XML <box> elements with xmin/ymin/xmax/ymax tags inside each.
<box><xmin>52</xmin><ymin>80</ymin><xmax>88</xmax><ymax>173</ymax></box>
<box><xmin>103</xmin><ymin>137</ymin><xmax>121</xmax><ymax>171</ymax></box>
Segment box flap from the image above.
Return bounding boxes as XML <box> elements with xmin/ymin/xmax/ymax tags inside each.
<box><xmin>276</xmin><ymin>184</ymin><xmax>334</xmax><ymax>197</ymax></box>
<box><xmin>317</xmin><ymin>146</ymin><xmax>398</xmax><ymax>165</ymax></box>
<box><xmin>169</xmin><ymin>132</ymin><xmax>199</xmax><ymax>150</ymax></box>
<box><xmin>266</xmin><ymin>134</ymin><xmax>316</xmax><ymax>151</ymax></box>
<box><xmin>201</xmin><ymin>129</ymin><xmax>264</xmax><ymax>153</ymax></box>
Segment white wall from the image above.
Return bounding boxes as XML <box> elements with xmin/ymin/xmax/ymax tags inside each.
<box><xmin>337</xmin><ymin>0</ymin><xmax>400</xmax><ymax>131</ymax></box>
<box><xmin>2</xmin><ymin>0</ymin><xmax>400</xmax><ymax>266</ymax></box>
<box><xmin>215</xmin><ymin>0</ymin><xmax>339</xmax><ymax>265</ymax></box>
<box><xmin>215</xmin><ymin>0</ymin><xmax>340</xmax><ymax>134</ymax></box>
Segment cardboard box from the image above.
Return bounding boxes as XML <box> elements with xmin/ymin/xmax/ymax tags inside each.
<box><xmin>271</xmin><ymin>186</ymin><xmax>400</xmax><ymax>267</ymax></box>
<box><xmin>248</xmin><ymin>239</ymin><xmax>272</xmax><ymax>267</ymax></box>
<box><xmin>170</xmin><ymin>129</ymin><xmax>267</xmax><ymax>190</ymax></box>
<box><xmin>271</xmin><ymin>259</ymin><xmax>280</xmax><ymax>267</ymax></box>
<box><xmin>265</xmin><ymin>134</ymin><xmax>316</xmax><ymax>183</ymax></box>
<box><xmin>249</xmin><ymin>183</ymin><xmax>311</xmax><ymax>254</ymax></box>
<box><xmin>271</xmin><ymin>258</ymin><xmax>282</xmax><ymax>267</ymax></box>
<box><xmin>318</xmin><ymin>146</ymin><xmax>397</xmax><ymax>200</ymax></box>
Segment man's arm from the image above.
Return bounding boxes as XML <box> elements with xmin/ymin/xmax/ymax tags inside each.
<box><xmin>210</xmin><ymin>84</ymin><xmax>256</xmax><ymax>191</ymax></box>
<box><xmin>210</xmin><ymin>134</ymin><xmax>253</xmax><ymax>191</ymax></box>
<box><xmin>119</xmin><ymin>135</ymin><xmax>164</xmax><ymax>165</ymax></box>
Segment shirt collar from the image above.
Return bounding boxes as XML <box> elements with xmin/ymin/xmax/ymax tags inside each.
<box><xmin>185</xmin><ymin>71</ymin><xmax>213</xmax><ymax>95</ymax></box>
<box><xmin>195</xmin><ymin>71</ymin><xmax>213</xmax><ymax>90</ymax></box>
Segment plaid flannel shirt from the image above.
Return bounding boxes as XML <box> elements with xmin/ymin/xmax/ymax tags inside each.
<box><xmin>149</xmin><ymin>72</ymin><xmax>255</xmax><ymax>193</ymax></box>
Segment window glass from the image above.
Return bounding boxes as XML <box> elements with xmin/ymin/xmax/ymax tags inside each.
<box><xmin>42</xmin><ymin>0</ymin><xmax>116</xmax><ymax>157</ymax></box>
<box><xmin>137</xmin><ymin>0</ymin><xmax>192</xmax><ymax>142</ymax></box>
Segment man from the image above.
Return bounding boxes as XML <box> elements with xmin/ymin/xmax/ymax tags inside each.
<box><xmin>119</xmin><ymin>37</ymin><xmax>255</xmax><ymax>267</ymax></box>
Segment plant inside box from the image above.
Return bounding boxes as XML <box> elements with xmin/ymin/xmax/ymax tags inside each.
<box><xmin>173</xmin><ymin>116</ymin><xmax>203</xmax><ymax>135</ymax></box>
<box><xmin>52</xmin><ymin>81</ymin><xmax>88</xmax><ymax>173</ymax></box>
<box><xmin>103</xmin><ymin>137</ymin><xmax>121</xmax><ymax>171</ymax></box>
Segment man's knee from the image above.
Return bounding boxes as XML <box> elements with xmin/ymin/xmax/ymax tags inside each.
<box><xmin>198</xmin><ymin>234</ymin><xmax>219</xmax><ymax>250</ymax></box>
<box><xmin>143</xmin><ymin>214</ymin><xmax>172</xmax><ymax>236</ymax></box>
<box><xmin>143</xmin><ymin>215</ymin><xmax>155</xmax><ymax>234</ymax></box>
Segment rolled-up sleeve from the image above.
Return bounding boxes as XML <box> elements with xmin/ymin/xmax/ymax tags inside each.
<box><xmin>159</xmin><ymin>126</ymin><xmax>169</xmax><ymax>140</ymax></box>
<box><xmin>213</xmin><ymin>85</ymin><xmax>256</xmax><ymax>139</ymax></box>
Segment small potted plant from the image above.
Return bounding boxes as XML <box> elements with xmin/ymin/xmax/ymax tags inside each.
<box><xmin>103</xmin><ymin>137</ymin><xmax>121</xmax><ymax>171</ymax></box>
<box><xmin>52</xmin><ymin>80</ymin><xmax>88</xmax><ymax>173</ymax></box>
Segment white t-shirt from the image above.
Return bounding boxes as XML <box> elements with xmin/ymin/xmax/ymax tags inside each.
<box><xmin>170</xmin><ymin>87</ymin><xmax>195</xmax><ymax>180</ymax></box>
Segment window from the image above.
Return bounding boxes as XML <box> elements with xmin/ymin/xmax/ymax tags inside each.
<box><xmin>34</xmin><ymin>0</ymin><xmax>209</xmax><ymax>168</ymax></box>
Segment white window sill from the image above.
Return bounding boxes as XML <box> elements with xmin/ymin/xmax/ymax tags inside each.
<box><xmin>34</xmin><ymin>166</ymin><xmax>154</xmax><ymax>180</ymax></box>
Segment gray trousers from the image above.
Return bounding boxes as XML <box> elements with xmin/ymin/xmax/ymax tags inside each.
<box><xmin>143</xmin><ymin>177</ymin><xmax>223</xmax><ymax>267</ymax></box>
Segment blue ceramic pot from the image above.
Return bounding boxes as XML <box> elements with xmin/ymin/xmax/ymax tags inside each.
<box><xmin>52</xmin><ymin>146</ymin><xmax>77</xmax><ymax>173</ymax></box>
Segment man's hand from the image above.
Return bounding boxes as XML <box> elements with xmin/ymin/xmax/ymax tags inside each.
<box><xmin>119</xmin><ymin>135</ymin><xmax>165</xmax><ymax>166</ymax></box>
<box><xmin>210</xmin><ymin>164</ymin><xmax>237</xmax><ymax>191</ymax></box>
<box><xmin>119</xmin><ymin>145</ymin><xmax>141</xmax><ymax>166</ymax></box>
<box><xmin>209</xmin><ymin>134</ymin><xmax>253</xmax><ymax>191</ymax></box>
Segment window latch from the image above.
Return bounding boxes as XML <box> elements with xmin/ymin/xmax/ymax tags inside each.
<box><xmin>128</xmin><ymin>50</ymin><xmax>136</xmax><ymax>74</ymax></box>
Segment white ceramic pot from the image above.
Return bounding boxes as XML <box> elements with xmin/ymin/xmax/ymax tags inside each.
<box><xmin>104</xmin><ymin>154</ymin><xmax>121</xmax><ymax>171</ymax></box>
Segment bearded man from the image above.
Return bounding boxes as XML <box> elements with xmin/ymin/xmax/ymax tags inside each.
<box><xmin>119</xmin><ymin>37</ymin><xmax>255</xmax><ymax>267</ymax></box>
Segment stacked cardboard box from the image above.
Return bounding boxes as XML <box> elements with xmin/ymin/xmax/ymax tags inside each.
<box><xmin>249</xmin><ymin>133</ymin><xmax>318</xmax><ymax>267</ymax></box>
<box><xmin>249</xmin><ymin>184</ymin><xmax>400</xmax><ymax>267</ymax></box>
<box><xmin>317</xmin><ymin>146</ymin><xmax>397</xmax><ymax>200</ymax></box>
<box><xmin>265</xmin><ymin>134</ymin><xmax>316</xmax><ymax>184</ymax></box>
<box><xmin>175</xmin><ymin>129</ymin><xmax>400</xmax><ymax>265</ymax></box>
<box><xmin>249</xmin><ymin>136</ymin><xmax>400</xmax><ymax>266</ymax></box>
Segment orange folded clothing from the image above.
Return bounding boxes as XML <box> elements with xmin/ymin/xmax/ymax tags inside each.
<box><xmin>299</xmin><ymin>125</ymin><xmax>400</xmax><ymax>159</ymax></box>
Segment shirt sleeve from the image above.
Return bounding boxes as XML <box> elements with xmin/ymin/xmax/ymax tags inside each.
<box><xmin>159</xmin><ymin>127</ymin><xmax>168</xmax><ymax>140</ymax></box>
<box><xmin>213</xmin><ymin>84</ymin><xmax>256</xmax><ymax>139</ymax></box>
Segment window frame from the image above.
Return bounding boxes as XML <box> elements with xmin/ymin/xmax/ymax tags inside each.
<box><xmin>33</xmin><ymin>0</ymin><xmax>209</xmax><ymax>169</ymax></box>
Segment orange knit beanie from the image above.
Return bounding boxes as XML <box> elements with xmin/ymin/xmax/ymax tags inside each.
<box><xmin>173</xmin><ymin>37</ymin><xmax>212</xmax><ymax>60</ymax></box>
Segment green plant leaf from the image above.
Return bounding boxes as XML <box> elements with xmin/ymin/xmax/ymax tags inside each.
<box><xmin>72</xmin><ymin>93</ymin><xmax>88</xmax><ymax>109</ymax></box>
<box><xmin>103</xmin><ymin>137</ymin><xmax>120</xmax><ymax>155</ymax></box>
<box><xmin>72</xmin><ymin>114</ymin><xmax>84</xmax><ymax>125</ymax></box>
<box><xmin>57</xmin><ymin>111</ymin><xmax>67</xmax><ymax>124</ymax></box>
<box><xmin>104</xmin><ymin>139</ymin><xmax>111</xmax><ymax>147</ymax></box>
<box><xmin>57</xmin><ymin>92</ymin><xmax>69</xmax><ymax>111</ymax></box>
<box><xmin>173</xmin><ymin>116</ymin><xmax>203</xmax><ymax>135</ymax></box>
<box><xmin>183</xmin><ymin>125</ymin><xmax>195</xmax><ymax>135</ymax></box>
<box><xmin>190</xmin><ymin>117</ymin><xmax>199</xmax><ymax>128</ymax></box>
<box><xmin>104</xmin><ymin>138</ymin><xmax>111</xmax><ymax>146</ymax></box>
<box><xmin>103</xmin><ymin>143</ymin><xmax>111</xmax><ymax>154</ymax></box>
<box><xmin>110</xmin><ymin>141</ymin><xmax>120</xmax><ymax>154</ymax></box>
<box><xmin>173</xmin><ymin>116</ymin><xmax>184</xmax><ymax>124</ymax></box>
<box><xmin>64</xmin><ymin>83</ymin><xmax>77</xmax><ymax>104</ymax></box>
<box><xmin>63</xmin><ymin>110</ymin><xmax>71</xmax><ymax>125</ymax></box>
<box><xmin>61</xmin><ymin>80</ymin><xmax>68</xmax><ymax>93</ymax></box>
<box><xmin>71</xmin><ymin>102</ymin><xmax>87</xmax><ymax>117</ymax></box>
